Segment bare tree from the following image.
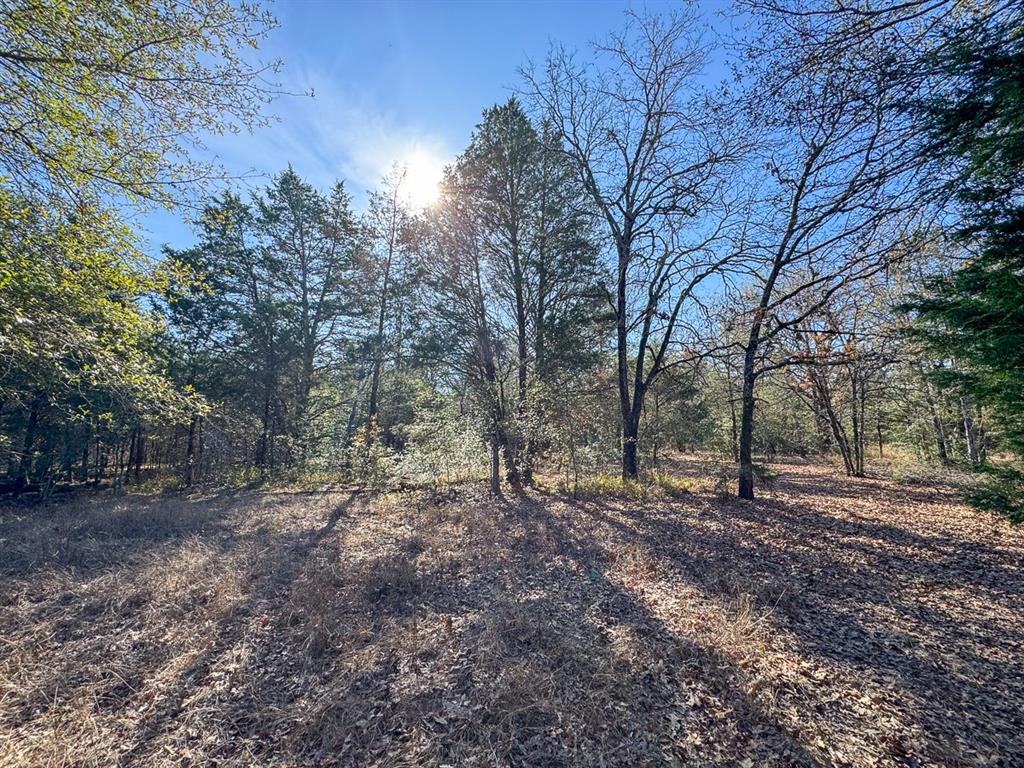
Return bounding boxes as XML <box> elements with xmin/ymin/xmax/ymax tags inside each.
<box><xmin>779</xmin><ymin>282</ymin><xmax>901</xmax><ymax>477</ymax></box>
<box><xmin>523</xmin><ymin>9</ymin><xmax>741</xmax><ymax>479</ymax></box>
<box><xmin>727</xmin><ymin>5</ymin><xmax>930</xmax><ymax>497</ymax></box>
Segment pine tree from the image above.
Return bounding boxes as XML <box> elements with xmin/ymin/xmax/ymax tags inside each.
<box><xmin>910</xmin><ymin>7</ymin><xmax>1024</xmax><ymax>455</ymax></box>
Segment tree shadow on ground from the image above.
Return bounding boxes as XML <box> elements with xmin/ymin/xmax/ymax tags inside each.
<box><xmin>0</xmin><ymin>490</ymin><xmax>360</xmax><ymax>765</ymax></box>
<box><xmin>2</xmin><ymin>473</ymin><xmax>1021</xmax><ymax>767</ymax></box>
<box><xmin>230</xmin><ymin>485</ymin><xmax>829</xmax><ymax>767</ymax></box>
<box><xmin>548</xmin><ymin>467</ymin><xmax>1024</xmax><ymax>766</ymax></box>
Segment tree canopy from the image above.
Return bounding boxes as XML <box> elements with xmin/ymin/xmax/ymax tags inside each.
<box><xmin>1</xmin><ymin>0</ymin><xmax>1023</xmax><ymax>517</ymax></box>
<box><xmin>0</xmin><ymin>0</ymin><xmax>279</xmax><ymax>207</ymax></box>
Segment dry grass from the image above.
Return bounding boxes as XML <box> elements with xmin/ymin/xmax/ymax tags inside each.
<box><xmin>1</xmin><ymin>460</ymin><xmax>1022</xmax><ymax>767</ymax></box>
<box><xmin>560</xmin><ymin>469</ymin><xmax>705</xmax><ymax>500</ymax></box>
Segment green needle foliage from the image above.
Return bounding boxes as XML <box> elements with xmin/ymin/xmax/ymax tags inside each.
<box><xmin>907</xmin><ymin>6</ymin><xmax>1024</xmax><ymax>519</ymax></box>
<box><xmin>910</xmin><ymin>8</ymin><xmax>1024</xmax><ymax>450</ymax></box>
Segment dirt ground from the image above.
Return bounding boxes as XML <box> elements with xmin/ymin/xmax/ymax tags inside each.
<box><xmin>0</xmin><ymin>460</ymin><xmax>1021</xmax><ymax>767</ymax></box>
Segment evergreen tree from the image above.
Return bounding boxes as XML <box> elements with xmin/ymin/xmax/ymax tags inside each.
<box><xmin>910</xmin><ymin>7</ymin><xmax>1024</xmax><ymax>455</ymax></box>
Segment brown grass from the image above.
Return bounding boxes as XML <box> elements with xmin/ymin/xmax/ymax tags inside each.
<box><xmin>1</xmin><ymin>460</ymin><xmax>1022</xmax><ymax>767</ymax></box>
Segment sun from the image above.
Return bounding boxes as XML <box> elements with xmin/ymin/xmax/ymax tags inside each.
<box><xmin>398</xmin><ymin>150</ymin><xmax>444</xmax><ymax>209</ymax></box>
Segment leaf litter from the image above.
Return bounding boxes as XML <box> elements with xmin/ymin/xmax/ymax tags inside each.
<box><xmin>0</xmin><ymin>460</ymin><xmax>1021</xmax><ymax>767</ymax></box>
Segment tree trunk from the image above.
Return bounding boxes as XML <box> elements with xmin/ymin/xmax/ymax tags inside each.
<box><xmin>960</xmin><ymin>395</ymin><xmax>979</xmax><ymax>465</ymax></box>
<box><xmin>615</xmin><ymin>239</ymin><xmax>637</xmax><ymax>480</ymax></box>
<box><xmin>921</xmin><ymin>377</ymin><xmax>949</xmax><ymax>464</ymax></box>
<box><xmin>821</xmin><ymin>392</ymin><xmax>855</xmax><ymax>475</ymax></box>
<box><xmin>738</xmin><ymin>356</ymin><xmax>757</xmax><ymax>500</ymax></box>
<box><xmin>499</xmin><ymin>421</ymin><xmax>518</xmax><ymax>487</ymax></box>
<box><xmin>850</xmin><ymin>374</ymin><xmax>864</xmax><ymax>477</ymax></box>
<box><xmin>13</xmin><ymin>394</ymin><xmax>42</xmax><ymax>495</ymax></box>
<box><xmin>738</xmin><ymin>298</ymin><xmax>772</xmax><ymax>499</ymax></box>
<box><xmin>367</xmin><ymin>355</ymin><xmax>383</xmax><ymax>429</ymax></box>
<box><xmin>196</xmin><ymin>416</ymin><xmax>204</xmax><ymax>483</ymax></box>
<box><xmin>125</xmin><ymin>428</ymin><xmax>138</xmax><ymax>486</ymax></box>
<box><xmin>134</xmin><ymin>428</ymin><xmax>144</xmax><ymax>482</ymax></box>
<box><xmin>37</xmin><ymin>426</ymin><xmax>57</xmax><ymax>498</ymax></box>
<box><xmin>475</xmin><ymin>286</ymin><xmax>518</xmax><ymax>486</ymax></box>
<box><xmin>489</xmin><ymin>432</ymin><xmax>501</xmax><ymax>495</ymax></box>
<box><xmin>976</xmin><ymin>408</ymin><xmax>988</xmax><ymax>463</ymax></box>
<box><xmin>367</xmin><ymin>251</ymin><xmax>393</xmax><ymax>428</ymax></box>
<box><xmin>92</xmin><ymin>439</ymin><xmax>102</xmax><ymax>487</ymax></box>
<box><xmin>514</xmin><ymin>256</ymin><xmax>532</xmax><ymax>484</ymax></box>
<box><xmin>344</xmin><ymin>390</ymin><xmax>361</xmax><ymax>449</ymax></box>
<box><xmin>622</xmin><ymin>407</ymin><xmax>640</xmax><ymax>481</ymax></box>
<box><xmin>804</xmin><ymin>367</ymin><xmax>855</xmax><ymax>475</ymax></box>
<box><xmin>185</xmin><ymin>415</ymin><xmax>198</xmax><ymax>487</ymax></box>
<box><xmin>535</xmin><ymin>247</ymin><xmax>547</xmax><ymax>381</ymax></box>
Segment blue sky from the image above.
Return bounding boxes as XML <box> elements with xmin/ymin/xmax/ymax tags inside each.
<box><xmin>141</xmin><ymin>0</ymin><xmax>728</xmax><ymax>255</ymax></box>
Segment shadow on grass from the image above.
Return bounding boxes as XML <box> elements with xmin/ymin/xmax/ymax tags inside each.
<box><xmin>544</xmin><ymin>473</ymin><xmax>1024</xmax><ymax>765</ymax></box>
<box><xmin>2</xmin><ymin>470</ymin><xmax>1021</xmax><ymax>766</ymax></box>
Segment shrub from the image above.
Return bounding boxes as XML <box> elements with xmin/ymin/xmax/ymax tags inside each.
<box><xmin>562</xmin><ymin>470</ymin><xmax>702</xmax><ymax>500</ymax></box>
<box><xmin>967</xmin><ymin>465</ymin><xmax>1024</xmax><ymax>524</ymax></box>
<box><xmin>396</xmin><ymin>395</ymin><xmax>487</xmax><ymax>488</ymax></box>
<box><xmin>345</xmin><ymin>420</ymin><xmax>398</xmax><ymax>490</ymax></box>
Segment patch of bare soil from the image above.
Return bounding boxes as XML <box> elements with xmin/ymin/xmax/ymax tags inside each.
<box><xmin>0</xmin><ymin>462</ymin><xmax>1021</xmax><ymax>767</ymax></box>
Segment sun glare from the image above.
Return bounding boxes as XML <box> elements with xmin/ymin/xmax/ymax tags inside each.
<box><xmin>399</xmin><ymin>150</ymin><xmax>443</xmax><ymax>209</ymax></box>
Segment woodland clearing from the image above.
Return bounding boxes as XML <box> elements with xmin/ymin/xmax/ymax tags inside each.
<box><xmin>0</xmin><ymin>459</ymin><xmax>1021</xmax><ymax>768</ymax></box>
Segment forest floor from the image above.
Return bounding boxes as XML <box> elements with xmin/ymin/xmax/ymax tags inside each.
<box><xmin>0</xmin><ymin>459</ymin><xmax>1022</xmax><ymax>767</ymax></box>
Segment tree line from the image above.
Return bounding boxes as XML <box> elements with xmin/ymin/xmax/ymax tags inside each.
<box><xmin>1</xmin><ymin>0</ymin><xmax>1021</xmax><ymax>514</ymax></box>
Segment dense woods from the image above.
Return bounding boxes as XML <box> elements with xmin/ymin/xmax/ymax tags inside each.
<box><xmin>1</xmin><ymin>0</ymin><xmax>1022</xmax><ymax>515</ymax></box>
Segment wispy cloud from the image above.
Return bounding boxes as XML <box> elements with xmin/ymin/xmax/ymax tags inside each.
<box><xmin>203</xmin><ymin>57</ymin><xmax>451</xmax><ymax>206</ymax></box>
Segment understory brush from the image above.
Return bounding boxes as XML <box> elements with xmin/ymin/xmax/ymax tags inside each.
<box><xmin>555</xmin><ymin>468</ymin><xmax>709</xmax><ymax>500</ymax></box>
<box><xmin>967</xmin><ymin>464</ymin><xmax>1024</xmax><ymax>524</ymax></box>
